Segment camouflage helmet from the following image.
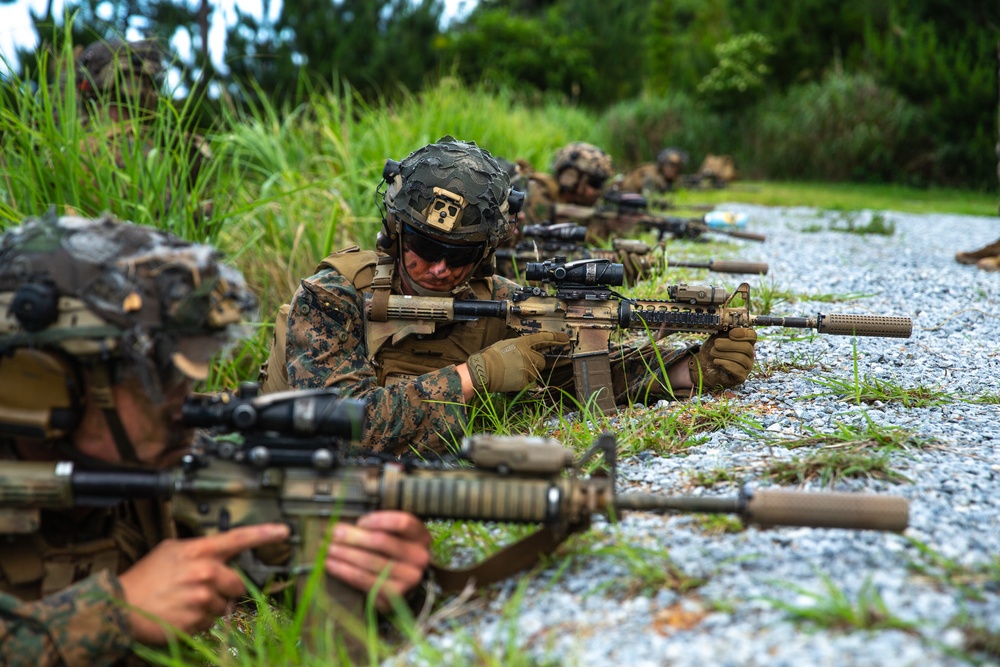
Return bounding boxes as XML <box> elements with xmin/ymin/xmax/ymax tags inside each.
<box><xmin>382</xmin><ymin>137</ymin><xmax>521</xmax><ymax>250</ymax></box>
<box><xmin>551</xmin><ymin>142</ymin><xmax>614</xmax><ymax>190</ymax></box>
<box><xmin>656</xmin><ymin>148</ymin><xmax>689</xmax><ymax>170</ymax></box>
<box><xmin>75</xmin><ymin>38</ymin><xmax>164</xmax><ymax>112</ymax></box>
<box><xmin>0</xmin><ymin>210</ymin><xmax>254</xmax><ymax>441</ymax></box>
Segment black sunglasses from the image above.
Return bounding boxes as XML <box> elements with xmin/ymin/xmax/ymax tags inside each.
<box><xmin>402</xmin><ymin>224</ymin><xmax>485</xmax><ymax>268</ymax></box>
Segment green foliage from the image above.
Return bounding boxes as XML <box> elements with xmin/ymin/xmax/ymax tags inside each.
<box><xmin>224</xmin><ymin>0</ymin><xmax>444</xmax><ymax>104</ymax></box>
<box><xmin>906</xmin><ymin>538</ymin><xmax>1000</xmax><ymax>603</ymax></box>
<box><xmin>437</xmin><ymin>9</ymin><xmax>597</xmax><ymax>103</ymax></box>
<box><xmin>591</xmin><ymin>540</ymin><xmax>704</xmax><ymax>596</ymax></box>
<box><xmin>770</xmin><ymin>415</ymin><xmax>925</xmax><ymax>454</ymax></box>
<box><xmin>766</xmin><ymin>449</ymin><xmax>910</xmax><ymax>486</ymax></box>
<box><xmin>644</xmin><ymin>0</ymin><xmax>731</xmax><ymax>96</ymax></box>
<box><xmin>753</xmin><ymin>72</ymin><xmax>924</xmax><ymax>183</ymax></box>
<box><xmin>696</xmin><ymin>32</ymin><xmax>775</xmax><ymax>110</ymax></box>
<box><xmin>864</xmin><ymin>3</ymin><xmax>1000</xmax><ymax>187</ymax></box>
<box><xmin>0</xmin><ymin>35</ymin><xmax>224</xmax><ymax>242</ymax></box>
<box><xmin>808</xmin><ymin>374</ymin><xmax>957</xmax><ymax>409</ymax></box>
<box><xmin>603</xmin><ymin>92</ymin><xmax>738</xmax><ymax>166</ymax></box>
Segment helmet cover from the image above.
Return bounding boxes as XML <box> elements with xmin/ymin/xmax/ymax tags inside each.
<box><xmin>0</xmin><ymin>210</ymin><xmax>255</xmax><ymax>385</ymax></box>
<box><xmin>75</xmin><ymin>38</ymin><xmax>164</xmax><ymax>111</ymax></box>
<box><xmin>384</xmin><ymin>136</ymin><xmax>514</xmax><ymax>250</ymax></box>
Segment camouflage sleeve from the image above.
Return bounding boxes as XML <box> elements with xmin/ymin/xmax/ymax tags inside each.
<box><xmin>0</xmin><ymin>570</ymin><xmax>134</xmax><ymax>667</ymax></box>
<box><xmin>285</xmin><ymin>270</ymin><xmax>467</xmax><ymax>454</ymax></box>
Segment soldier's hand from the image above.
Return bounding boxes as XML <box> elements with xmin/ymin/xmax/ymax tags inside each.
<box><xmin>119</xmin><ymin>523</ymin><xmax>290</xmax><ymax>644</ymax></box>
<box><xmin>467</xmin><ymin>332</ymin><xmax>571</xmax><ymax>393</ymax></box>
<box><xmin>689</xmin><ymin>327</ymin><xmax>757</xmax><ymax>390</ymax></box>
<box><xmin>325</xmin><ymin>511</ymin><xmax>432</xmax><ymax>612</ymax></box>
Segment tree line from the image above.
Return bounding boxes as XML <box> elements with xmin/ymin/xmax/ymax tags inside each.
<box><xmin>3</xmin><ymin>0</ymin><xmax>998</xmax><ymax>188</ymax></box>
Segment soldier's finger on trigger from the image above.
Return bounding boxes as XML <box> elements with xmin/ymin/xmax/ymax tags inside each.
<box><xmin>199</xmin><ymin>523</ymin><xmax>291</xmax><ymax>560</ymax></box>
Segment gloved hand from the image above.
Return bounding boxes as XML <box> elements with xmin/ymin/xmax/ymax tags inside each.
<box><xmin>688</xmin><ymin>327</ymin><xmax>757</xmax><ymax>390</ymax></box>
<box><xmin>467</xmin><ymin>332</ymin><xmax>571</xmax><ymax>393</ymax></box>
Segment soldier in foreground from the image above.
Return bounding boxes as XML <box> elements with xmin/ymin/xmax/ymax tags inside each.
<box><xmin>261</xmin><ymin>137</ymin><xmax>756</xmax><ymax>453</ymax></box>
<box><xmin>0</xmin><ymin>212</ymin><xmax>430</xmax><ymax>665</ymax></box>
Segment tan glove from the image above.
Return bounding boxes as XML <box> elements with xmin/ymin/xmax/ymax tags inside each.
<box><xmin>467</xmin><ymin>332</ymin><xmax>571</xmax><ymax>393</ymax></box>
<box><xmin>688</xmin><ymin>327</ymin><xmax>757</xmax><ymax>390</ymax></box>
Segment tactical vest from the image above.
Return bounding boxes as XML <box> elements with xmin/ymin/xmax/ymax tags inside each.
<box><xmin>0</xmin><ymin>444</ymin><xmax>175</xmax><ymax>602</ymax></box>
<box><xmin>260</xmin><ymin>248</ymin><xmax>511</xmax><ymax>393</ymax></box>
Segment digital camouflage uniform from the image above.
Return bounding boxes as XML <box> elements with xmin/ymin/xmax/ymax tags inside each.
<box><xmin>0</xmin><ymin>444</ymin><xmax>175</xmax><ymax>667</ymax></box>
<box><xmin>266</xmin><ymin>249</ymin><xmax>692</xmax><ymax>454</ymax></box>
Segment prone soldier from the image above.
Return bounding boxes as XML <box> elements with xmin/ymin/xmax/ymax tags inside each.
<box><xmin>0</xmin><ymin>212</ymin><xmax>430</xmax><ymax>665</ymax></box>
<box><xmin>260</xmin><ymin>137</ymin><xmax>757</xmax><ymax>453</ymax></box>
<box><xmin>618</xmin><ymin>148</ymin><xmax>690</xmax><ymax>195</ymax></box>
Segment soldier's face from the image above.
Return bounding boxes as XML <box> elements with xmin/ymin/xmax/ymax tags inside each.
<box><xmin>562</xmin><ymin>175</ymin><xmax>603</xmax><ymax>206</ymax></box>
<box><xmin>400</xmin><ymin>246</ymin><xmax>476</xmax><ymax>293</ymax></box>
<box><xmin>74</xmin><ymin>374</ymin><xmax>195</xmax><ymax>468</ymax></box>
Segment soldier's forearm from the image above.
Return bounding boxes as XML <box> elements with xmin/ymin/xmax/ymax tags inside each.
<box><xmin>0</xmin><ymin>570</ymin><xmax>135</xmax><ymax>667</ymax></box>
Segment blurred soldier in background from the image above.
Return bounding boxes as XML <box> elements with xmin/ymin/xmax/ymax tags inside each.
<box><xmin>519</xmin><ymin>142</ymin><xmax>613</xmax><ymax>227</ymax></box>
<box><xmin>72</xmin><ymin>38</ymin><xmax>213</xmax><ymax>220</ymax></box>
<box><xmin>618</xmin><ymin>148</ymin><xmax>689</xmax><ymax>195</ymax></box>
<box><xmin>0</xmin><ymin>212</ymin><xmax>430</xmax><ymax>665</ymax></box>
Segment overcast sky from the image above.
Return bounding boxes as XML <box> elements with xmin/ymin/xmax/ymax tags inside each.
<box><xmin>0</xmin><ymin>0</ymin><xmax>474</xmax><ymax>74</ymax></box>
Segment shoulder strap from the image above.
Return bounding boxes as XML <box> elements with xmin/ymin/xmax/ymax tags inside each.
<box><xmin>429</xmin><ymin>519</ymin><xmax>590</xmax><ymax>593</ymax></box>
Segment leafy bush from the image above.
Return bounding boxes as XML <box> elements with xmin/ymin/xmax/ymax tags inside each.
<box><xmin>602</xmin><ymin>93</ymin><xmax>740</xmax><ymax>167</ymax></box>
<box><xmin>751</xmin><ymin>72</ymin><xmax>925</xmax><ymax>183</ymax></box>
<box><xmin>696</xmin><ymin>32</ymin><xmax>776</xmax><ymax>110</ymax></box>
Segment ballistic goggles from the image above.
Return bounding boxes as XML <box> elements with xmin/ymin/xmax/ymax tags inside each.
<box><xmin>402</xmin><ymin>223</ymin><xmax>486</xmax><ymax>268</ymax></box>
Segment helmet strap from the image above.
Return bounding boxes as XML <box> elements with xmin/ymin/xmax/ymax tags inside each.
<box><xmin>88</xmin><ymin>363</ymin><xmax>141</xmax><ymax>465</ymax></box>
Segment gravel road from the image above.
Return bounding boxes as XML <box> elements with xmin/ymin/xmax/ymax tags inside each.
<box><xmin>399</xmin><ymin>204</ymin><xmax>1000</xmax><ymax>667</ymax></box>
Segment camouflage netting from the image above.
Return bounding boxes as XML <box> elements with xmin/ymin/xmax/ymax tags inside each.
<box><xmin>75</xmin><ymin>38</ymin><xmax>164</xmax><ymax>111</ymax></box>
<box><xmin>388</xmin><ymin>137</ymin><xmax>513</xmax><ymax>247</ymax></box>
<box><xmin>0</xmin><ymin>210</ymin><xmax>254</xmax><ymax>380</ymax></box>
<box><xmin>551</xmin><ymin>142</ymin><xmax>614</xmax><ymax>181</ymax></box>
<box><xmin>657</xmin><ymin>148</ymin><xmax>689</xmax><ymax>169</ymax></box>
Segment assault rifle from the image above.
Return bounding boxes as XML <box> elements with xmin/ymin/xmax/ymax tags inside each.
<box><xmin>601</xmin><ymin>191</ymin><xmax>767</xmax><ymax>242</ymax></box>
<box><xmin>0</xmin><ymin>384</ymin><xmax>909</xmax><ymax>597</ymax></box>
<box><xmin>552</xmin><ymin>196</ymin><xmax>765</xmax><ymax>243</ymax></box>
<box><xmin>496</xmin><ymin>223</ymin><xmax>769</xmax><ymax>276</ymax></box>
<box><xmin>367</xmin><ymin>258</ymin><xmax>912</xmax><ymax>414</ymax></box>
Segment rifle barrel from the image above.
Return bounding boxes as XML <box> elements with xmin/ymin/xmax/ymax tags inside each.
<box><xmin>670</xmin><ymin>259</ymin><xmax>769</xmax><ymax>275</ymax></box>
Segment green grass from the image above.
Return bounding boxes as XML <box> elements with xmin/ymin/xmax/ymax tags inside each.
<box><xmin>673</xmin><ymin>181</ymin><xmax>998</xmax><ymax>217</ymax></box>
<box><xmin>764</xmin><ymin>449</ymin><xmax>911</xmax><ymax>486</ymax></box>
<box><xmin>766</xmin><ymin>573</ymin><xmax>919</xmax><ymax>634</ymax></box>
<box><xmin>808</xmin><ymin>374</ymin><xmax>957</xmax><ymax>408</ymax></box>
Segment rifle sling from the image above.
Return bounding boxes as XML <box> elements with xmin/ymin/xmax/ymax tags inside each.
<box><xmin>429</xmin><ymin>518</ymin><xmax>591</xmax><ymax>594</ymax></box>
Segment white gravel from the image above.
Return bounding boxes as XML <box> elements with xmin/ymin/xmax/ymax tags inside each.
<box><xmin>396</xmin><ymin>204</ymin><xmax>1000</xmax><ymax>666</ymax></box>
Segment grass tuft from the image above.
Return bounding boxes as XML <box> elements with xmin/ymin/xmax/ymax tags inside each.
<box><xmin>767</xmin><ymin>573</ymin><xmax>918</xmax><ymax>634</ymax></box>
